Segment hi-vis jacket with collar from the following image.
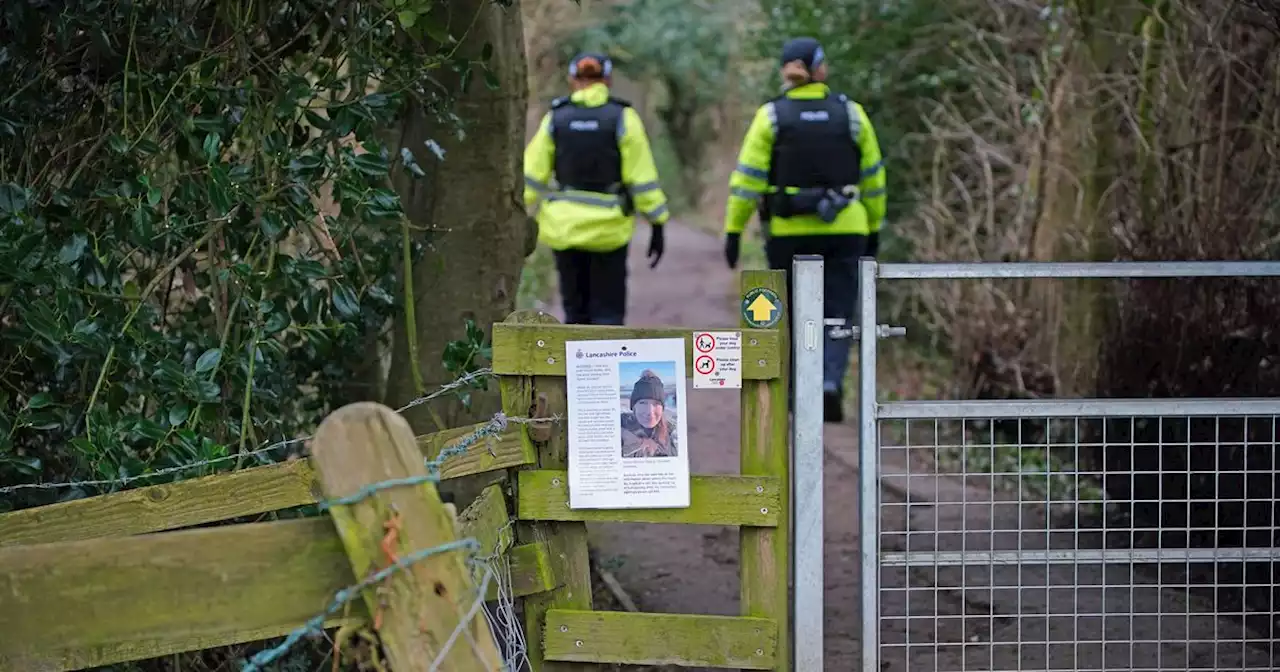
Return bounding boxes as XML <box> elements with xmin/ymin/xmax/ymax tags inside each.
<box><xmin>723</xmin><ymin>82</ymin><xmax>887</xmax><ymax>238</ymax></box>
<box><xmin>523</xmin><ymin>82</ymin><xmax>671</xmax><ymax>253</ymax></box>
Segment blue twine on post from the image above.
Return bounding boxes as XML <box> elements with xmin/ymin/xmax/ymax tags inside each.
<box><xmin>316</xmin><ymin>474</ymin><xmax>437</xmax><ymax>511</ymax></box>
<box><xmin>315</xmin><ymin>412</ymin><xmax>510</xmax><ymax>512</ymax></box>
<box><xmin>423</xmin><ymin>412</ymin><xmax>509</xmax><ymax>479</ymax></box>
<box><xmin>240</xmin><ymin>412</ymin><xmax>517</xmax><ymax>670</ymax></box>
<box><xmin>240</xmin><ymin>537</ymin><xmax>480</xmax><ymax>672</ymax></box>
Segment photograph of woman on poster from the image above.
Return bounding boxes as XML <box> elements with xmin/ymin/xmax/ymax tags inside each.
<box><xmin>618</xmin><ymin>363</ymin><xmax>679</xmax><ymax>458</ymax></box>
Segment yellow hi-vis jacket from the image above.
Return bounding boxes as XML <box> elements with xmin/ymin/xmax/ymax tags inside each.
<box><xmin>723</xmin><ymin>82</ymin><xmax>887</xmax><ymax>238</ymax></box>
<box><xmin>523</xmin><ymin>82</ymin><xmax>671</xmax><ymax>253</ymax></box>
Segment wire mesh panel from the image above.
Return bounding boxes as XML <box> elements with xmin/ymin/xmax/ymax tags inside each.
<box><xmin>856</xmin><ymin>260</ymin><xmax>1280</xmax><ymax>672</ymax></box>
<box><xmin>876</xmin><ymin>406</ymin><xmax>1280</xmax><ymax>671</ymax></box>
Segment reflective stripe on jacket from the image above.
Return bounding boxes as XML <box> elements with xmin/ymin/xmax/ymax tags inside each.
<box><xmin>524</xmin><ymin>82</ymin><xmax>671</xmax><ymax>252</ymax></box>
<box><xmin>723</xmin><ymin>82</ymin><xmax>887</xmax><ymax>238</ymax></box>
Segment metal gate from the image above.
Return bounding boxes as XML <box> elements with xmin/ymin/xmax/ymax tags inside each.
<box><xmin>856</xmin><ymin>260</ymin><xmax>1280</xmax><ymax>672</ymax></box>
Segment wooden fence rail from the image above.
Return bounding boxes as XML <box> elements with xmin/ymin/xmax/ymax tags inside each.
<box><xmin>0</xmin><ymin>404</ymin><xmax>545</xmax><ymax>671</ymax></box>
<box><xmin>0</xmin><ymin>415</ymin><xmax>535</xmax><ymax>548</ymax></box>
<box><xmin>0</xmin><ymin>269</ymin><xmax>792</xmax><ymax>672</ymax></box>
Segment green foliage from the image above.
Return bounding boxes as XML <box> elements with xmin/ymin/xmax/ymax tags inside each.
<box><xmin>566</xmin><ymin>0</ymin><xmax>734</xmax><ymax>110</ymax></box>
<box><xmin>441</xmin><ymin>318</ymin><xmax>492</xmax><ymax>410</ymax></box>
<box><xmin>517</xmin><ymin>243</ymin><xmax>557</xmax><ymax>311</ymax></box>
<box><xmin>563</xmin><ymin>0</ymin><xmax>739</xmax><ymax>196</ymax></box>
<box><xmin>0</xmin><ymin>0</ymin><xmax>498</xmax><ymax>514</ymax></box>
<box><xmin>645</xmin><ymin>118</ymin><xmax>697</xmax><ymax>213</ymax></box>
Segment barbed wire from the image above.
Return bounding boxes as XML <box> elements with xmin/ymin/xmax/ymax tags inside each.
<box><xmin>425</xmin><ymin>412</ymin><xmax>560</xmax><ymax>479</ymax></box>
<box><xmin>0</xmin><ymin>368</ymin><xmax>499</xmax><ymax>496</ymax></box>
<box><xmin>242</xmin><ymin>420</ymin><xmax>530</xmax><ymax>672</ymax></box>
<box><xmin>314</xmin><ymin>412</ymin><xmax>559</xmax><ymax>512</ymax></box>
<box><xmin>5</xmin><ymin>366</ymin><xmax>537</xmax><ymax>670</ymax></box>
<box><xmin>395</xmin><ymin>367</ymin><xmax>494</xmax><ymax>413</ymax></box>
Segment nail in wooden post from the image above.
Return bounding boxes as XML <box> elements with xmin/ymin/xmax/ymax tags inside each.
<box><xmin>310</xmin><ymin>402</ymin><xmax>501</xmax><ymax>671</ymax></box>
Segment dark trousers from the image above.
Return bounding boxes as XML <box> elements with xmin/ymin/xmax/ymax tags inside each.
<box><xmin>553</xmin><ymin>244</ymin><xmax>629</xmax><ymax>325</ymax></box>
<box><xmin>764</xmin><ymin>233</ymin><xmax>867</xmax><ymax>398</ymax></box>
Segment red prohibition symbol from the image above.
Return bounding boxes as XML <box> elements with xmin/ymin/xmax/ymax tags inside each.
<box><xmin>695</xmin><ymin>355</ymin><xmax>715</xmax><ymax>375</ymax></box>
<box><xmin>694</xmin><ymin>333</ymin><xmax>715</xmax><ymax>353</ymax></box>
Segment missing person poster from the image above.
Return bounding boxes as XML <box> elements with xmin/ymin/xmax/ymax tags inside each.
<box><xmin>565</xmin><ymin>337</ymin><xmax>691</xmax><ymax>509</ymax></box>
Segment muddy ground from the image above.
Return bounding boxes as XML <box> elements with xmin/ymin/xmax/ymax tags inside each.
<box><xmin>540</xmin><ymin>222</ymin><xmax>1277</xmax><ymax>671</ymax></box>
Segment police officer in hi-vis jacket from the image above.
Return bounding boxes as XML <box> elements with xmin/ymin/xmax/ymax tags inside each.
<box><xmin>721</xmin><ymin>37</ymin><xmax>888</xmax><ymax>423</ymax></box>
<box><xmin>523</xmin><ymin>52</ymin><xmax>672</xmax><ymax>326</ymax></box>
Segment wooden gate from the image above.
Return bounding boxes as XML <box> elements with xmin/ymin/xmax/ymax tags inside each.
<box><xmin>0</xmin><ymin>269</ymin><xmax>791</xmax><ymax>671</ymax></box>
<box><xmin>495</xmin><ymin>269</ymin><xmax>790</xmax><ymax>670</ymax></box>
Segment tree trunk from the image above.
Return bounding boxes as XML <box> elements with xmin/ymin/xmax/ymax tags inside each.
<box><xmin>383</xmin><ymin>0</ymin><xmax>532</xmax><ymax>503</ymax></box>
<box><xmin>657</xmin><ymin>76</ymin><xmax>706</xmax><ymax>202</ymax></box>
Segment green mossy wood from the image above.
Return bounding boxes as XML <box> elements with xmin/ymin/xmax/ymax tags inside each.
<box><xmin>504</xmin><ymin>269</ymin><xmax>792</xmax><ymax>671</ymax></box>
<box><xmin>492</xmin><ymin>323</ymin><xmax>782</xmax><ymax>379</ymax></box>
<box><xmin>738</xmin><ymin>270</ymin><xmax>792</xmax><ymax>672</ymax></box>
<box><xmin>505</xmin><ymin>309</ymin><xmax>597</xmax><ymax>672</ymax></box>
<box><xmin>543</xmin><ymin>610</ymin><xmax>778</xmax><ymax>669</ymax></box>
<box><xmin>0</xmin><ymin>420</ymin><xmax>533</xmax><ymax>547</ymax></box>
<box><xmin>517</xmin><ymin>469</ymin><xmax>781</xmax><ymax>526</ymax></box>
<box><xmin>308</xmin><ymin>402</ymin><xmax>501</xmax><ymax>671</ymax></box>
<box><xmin>0</xmin><ymin>490</ymin><xmax>550</xmax><ymax>671</ymax></box>
<box><xmin>1</xmin><ymin>270</ymin><xmax>795</xmax><ymax>672</ymax></box>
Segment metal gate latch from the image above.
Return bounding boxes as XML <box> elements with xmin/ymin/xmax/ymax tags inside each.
<box><xmin>824</xmin><ymin>318</ymin><xmax>907</xmax><ymax>341</ymax></box>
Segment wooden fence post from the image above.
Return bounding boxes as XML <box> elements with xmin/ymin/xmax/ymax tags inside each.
<box><xmin>739</xmin><ymin>270</ymin><xmax>791</xmax><ymax>671</ymax></box>
<box><xmin>502</xmin><ymin>309</ymin><xmax>594</xmax><ymax>672</ymax></box>
<box><xmin>310</xmin><ymin>402</ymin><xmax>501</xmax><ymax>671</ymax></box>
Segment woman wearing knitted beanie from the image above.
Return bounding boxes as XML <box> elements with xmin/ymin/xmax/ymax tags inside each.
<box><xmin>620</xmin><ymin>369</ymin><xmax>677</xmax><ymax>458</ymax></box>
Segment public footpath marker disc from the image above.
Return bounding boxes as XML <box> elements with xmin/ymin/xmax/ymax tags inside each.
<box><xmin>741</xmin><ymin>287</ymin><xmax>782</xmax><ymax>329</ymax></box>
<box><xmin>691</xmin><ymin>331</ymin><xmax>742</xmax><ymax>389</ymax></box>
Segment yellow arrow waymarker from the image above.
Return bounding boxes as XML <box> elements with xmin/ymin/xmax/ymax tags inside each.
<box><xmin>747</xmin><ymin>293</ymin><xmax>776</xmax><ymax>322</ymax></box>
<box><xmin>741</xmin><ymin>286</ymin><xmax>782</xmax><ymax>327</ymax></box>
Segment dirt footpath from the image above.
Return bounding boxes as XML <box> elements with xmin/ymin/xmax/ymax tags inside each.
<box><xmin>543</xmin><ymin>222</ymin><xmax>747</xmax><ymax>620</ymax></box>
<box><xmin>542</xmin><ymin>221</ymin><xmax>1276</xmax><ymax>671</ymax></box>
<box><xmin>543</xmin><ymin>222</ymin><xmax>868</xmax><ymax>670</ymax></box>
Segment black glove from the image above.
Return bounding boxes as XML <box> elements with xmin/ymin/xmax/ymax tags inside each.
<box><xmin>866</xmin><ymin>231</ymin><xmax>879</xmax><ymax>258</ymax></box>
<box><xmin>647</xmin><ymin>225</ymin><xmax>665</xmax><ymax>268</ymax></box>
<box><xmin>724</xmin><ymin>232</ymin><xmax>741</xmax><ymax>269</ymax></box>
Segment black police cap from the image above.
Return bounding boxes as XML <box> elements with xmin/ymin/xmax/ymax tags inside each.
<box><xmin>568</xmin><ymin>51</ymin><xmax>613</xmax><ymax>78</ymax></box>
<box><xmin>779</xmin><ymin>37</ymin><xmax>825</xmax><ymax>68</ymax></box>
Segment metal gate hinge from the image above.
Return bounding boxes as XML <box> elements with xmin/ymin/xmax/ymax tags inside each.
<box><xmin>823</xmin><ymin>319</ymin><xmax>907</xmax><ymax>341</ymax></box>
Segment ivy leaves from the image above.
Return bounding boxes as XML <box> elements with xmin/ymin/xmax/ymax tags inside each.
<box><xmin>442</xmin><ymin>319</ymin><xmax>493</xmax><ymax>410</ymax></box>
<box><xmin>194</xmin><ymin>349</ymin><xmax>223</xmax><ymax>375</ymax></box>
<box><xmin>0</xmin><ymin>0</ymin><xmax>461</xmax><ymax>511</ymax></box>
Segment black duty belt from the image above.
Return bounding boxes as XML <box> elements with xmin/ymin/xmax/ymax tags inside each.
<box><xmin>765</xmin><ymin>185</ymin><xmax>860</xmax><ymax>222</ymax></box>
